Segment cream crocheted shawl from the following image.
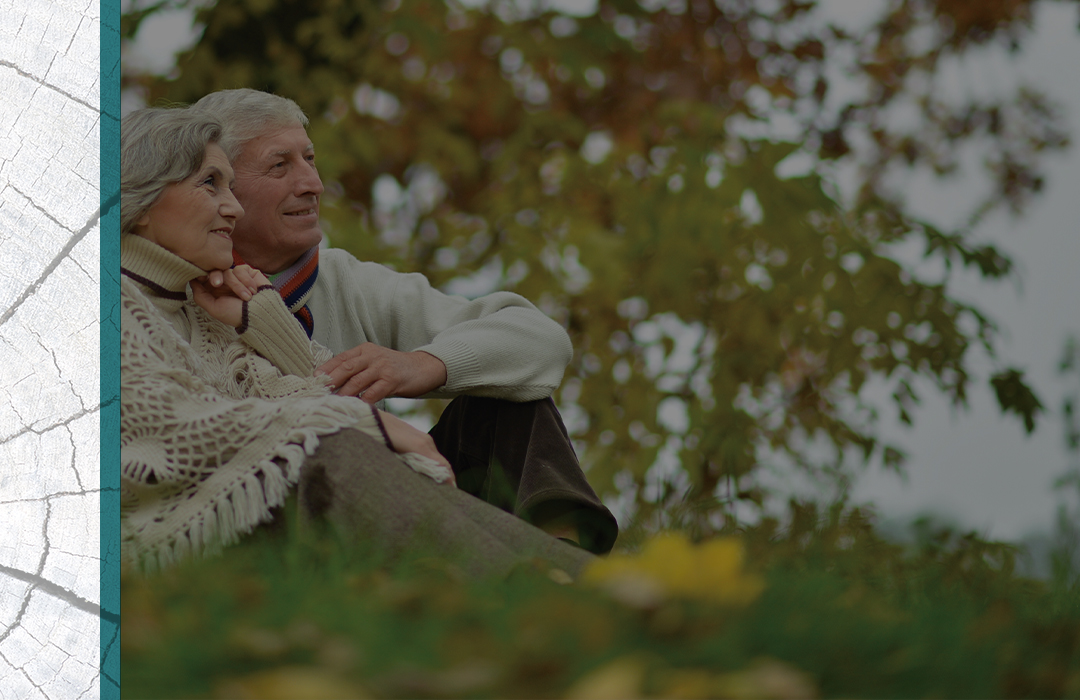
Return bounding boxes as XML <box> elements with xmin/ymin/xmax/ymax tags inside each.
<box><xmin>120</xmin><ymin>235</ymin><xmax>450</xmax><ymax>570</ymax></box>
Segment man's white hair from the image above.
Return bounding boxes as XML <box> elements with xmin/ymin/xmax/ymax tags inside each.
<box><xmin>190</xmin><ymin>88</ymin><xmax>309</xmax><ymax>161</ymax></box>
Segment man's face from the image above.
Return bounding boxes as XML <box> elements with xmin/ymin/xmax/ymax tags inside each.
<box><xmin>230</xmin><ymin>125</ymin><xmax>324</xmax><ymax>274</ymax></box>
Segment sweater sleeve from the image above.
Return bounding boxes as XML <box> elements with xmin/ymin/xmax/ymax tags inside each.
<box><xmin>314</xmin><ymin>251</ymin><xmax>574</xmax><ymax>401</ymax></box>
<box><xmin>236</xmin><ymin>285</ymin><xmax>316</xmax><ymax>378</ymax></box>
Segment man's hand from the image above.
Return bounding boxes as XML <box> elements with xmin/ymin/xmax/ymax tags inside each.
<box><xmin>190</xmin><ymin>265</ymin><xmax>269</xmax><ymax>328</ymax></box>
<box><xmin>316</xmin><ymin>343</ymin><xmax>448</xmax><ymax>404</ymax></box>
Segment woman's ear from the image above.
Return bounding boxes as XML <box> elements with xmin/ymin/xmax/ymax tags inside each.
<box><xmin>132</xmin><ymin>211</ymin><xmax>152</xmax><ymax>238</ymax></box>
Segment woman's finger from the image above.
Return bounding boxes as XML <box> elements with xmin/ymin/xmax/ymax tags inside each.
<box><xmin>190</xmin><ymin>278</ymin><xmax>209</xmax><ymax>303</ymax></box>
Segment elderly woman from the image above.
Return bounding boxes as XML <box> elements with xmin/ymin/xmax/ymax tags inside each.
<box><xmin>120</xmin><ymin>107</ymin><xmax>592</xmax><ymax>577</ymax></box>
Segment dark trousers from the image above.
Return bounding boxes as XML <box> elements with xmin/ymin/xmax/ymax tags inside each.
<box><xmin>428</xmin><ymin>396</ymin><xmax>618</xmax><ymax>554</ymax></box>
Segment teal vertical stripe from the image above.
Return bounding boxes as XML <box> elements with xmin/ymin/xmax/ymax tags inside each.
<box><xmin>101</xmin><ymin>0</ymin><xmax>121</xmax><ymax>698</ymax></box>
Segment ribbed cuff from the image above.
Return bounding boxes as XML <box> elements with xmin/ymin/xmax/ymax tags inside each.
<box><xmin>238</xmin><ymin>287</ymin><xmax>315</xmax><ymax>377</ymax></box>
<box><xmin>371</xmin><ymin>408</ymin><xmax>393</xmax><ymax>450</ymax></box>
<box><xmin>417</xmin><ymin>338</ymin><xmax>480</xmax><ymax>394</ymax></box>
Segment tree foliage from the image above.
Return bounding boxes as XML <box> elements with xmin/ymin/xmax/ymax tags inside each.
<box><xmin>122</xmin><ymin>0</ymin><xmax>1072</xmax><ymax>526</ymax></box>
<box><xmin>1050</xmin><ymin>335</ymin><xmax>1080</xmax><ymax>588</ymax></box>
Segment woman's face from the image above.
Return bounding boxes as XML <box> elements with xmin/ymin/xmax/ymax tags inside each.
<box><xmin>135</xmin><ymin>143</ymin><xmax>245</xmax><ymax>271</ymax></box>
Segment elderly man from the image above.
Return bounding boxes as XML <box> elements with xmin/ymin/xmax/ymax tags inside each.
<box><xmin>191</xmin><ymin>89</ymin><xmax>617</xmax><ymax>554</ymax></box>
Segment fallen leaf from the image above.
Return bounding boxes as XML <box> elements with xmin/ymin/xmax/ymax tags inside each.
<box><xmin>213</xmin><ymin>666</ymin><xmax>368</xmax><ymax>700</ymax></box>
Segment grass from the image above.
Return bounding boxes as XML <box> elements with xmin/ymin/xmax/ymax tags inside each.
<box><xmin>121</xmin><ymin>502</ymin><xmax>1080</xmax><ymax>699</ymax></box>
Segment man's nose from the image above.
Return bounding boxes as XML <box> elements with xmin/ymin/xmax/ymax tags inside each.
<box><xmin>295</xmin><ymin>162</ymin><xmax>324</xmax><ymax>196</ymax></box>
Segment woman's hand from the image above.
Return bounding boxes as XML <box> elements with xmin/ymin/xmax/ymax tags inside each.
<box><xmin>190</xmin><ymin>265</ymin><xmax>270</xmax><ymax>328</ymax></box>
<box><xmin>377</xmin><ymin>410</ymin><xmax>456</xmax><ymax>487</ymax></box>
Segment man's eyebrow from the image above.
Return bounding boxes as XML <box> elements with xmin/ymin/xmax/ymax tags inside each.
<box><xmin>266</xmin><ymin>143</ymin><xmax>315</xmax><ymax>159</ymax></box>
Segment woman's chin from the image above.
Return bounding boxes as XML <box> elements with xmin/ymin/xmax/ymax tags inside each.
<box><xmin>205</xmin><ymin>245</ymin><xmax>235</xmax><ymax>271</ymax></box>
<box><xmin>191</xmin><ymin>254</ymin><xmax>235</xmax><ymax>273</ymax></box>
<box><xmin>209</xmin><ymin>237</ymin><xmax>234</xmax><ymax>269</ymax></box>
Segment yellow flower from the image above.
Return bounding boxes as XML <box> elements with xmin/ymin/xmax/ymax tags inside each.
<box><xmin>583</xmin><ymin>532</ymin><xmax>764</xmax><ymax>606</ymax></box>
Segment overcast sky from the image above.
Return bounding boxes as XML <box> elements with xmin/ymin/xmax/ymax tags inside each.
<box><xmin>124</xmin><ymin>0</ymin><xmax>1080</xmax><ymax>543</ymax></box>
<box><xmin>844</xmin><ymin>2</ymin><xmax>1080</xmax><ymax>542</ymax></box>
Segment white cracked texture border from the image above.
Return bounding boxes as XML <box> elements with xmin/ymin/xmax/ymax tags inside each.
<box><xmin>0</xmin><ymin>0</ymin><xmax>105</xmax><ymax>698</ymax></box>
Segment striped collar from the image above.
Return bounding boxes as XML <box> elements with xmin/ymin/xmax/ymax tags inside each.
<box><xmin>233</xmin><ymin>245</ymin><xmax>319</xmax><ymax>338</ymax></box>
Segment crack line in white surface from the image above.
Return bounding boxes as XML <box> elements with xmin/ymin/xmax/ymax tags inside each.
<box><xmin>0</xmin><ymin>58</ymin><xmax>99</xmax><ymax>113</ymax></box>
<box><xmin>65</xmin><ymin>425</ymin><xmax>85</xmax><ymax>491</ymax></box>
<box><xmin>38</xmin><ymin>499</ymin><xmax>52</xmax><ymax>577</ymax></box>
<box><xmin>0</xmin><ymin>489</ymin><xmax>102</xmax><ymax>507</ymax></box>
<box><xmin>0</xmin><ymin>192</ymin><xmax>112</xmax><ymax>329</ymax></box>
<box><xmin>0</xmin><ymin>403</ymin><xmax>101</xmax><ymax>446</ymax></box>
<box><xmin>31</xmin><ymin>332</ymin><xmax>88</xmax><ymax>412</ymax></box>
<box><xmin>0</xmin><ymin>575</ymin><xmax>33</xmax><ymax>647</ymax></box>
<box><xmin>17</xmin><ymin>665</ymin><xmax>39</xmax><ymax>693</ymax></box>
<box><xmin>0</xmin><ymin>564</ymin><xmax>115</xmax><ymax>623</ymax></box>
<box><xmin>6</xmin><ymin>184</ymin><xmax>76</xmax><ymax>235</ymax></box>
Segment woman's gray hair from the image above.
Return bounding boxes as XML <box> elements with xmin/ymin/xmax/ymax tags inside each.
<box><xmin>121</xmin><ymin>108</ymin><xmax>223</xmax><ymax>235</ymax></box>
<box><xmin>190</xmin><ymin>89</ymin><xmax>309</xmax><ymax>162</ymax></box>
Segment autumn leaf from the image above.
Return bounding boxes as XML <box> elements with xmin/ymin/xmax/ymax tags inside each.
<box><xmin>583</xmin><ymin>532</ymin><xmax>764</xmax><ymax>606</ymax></box>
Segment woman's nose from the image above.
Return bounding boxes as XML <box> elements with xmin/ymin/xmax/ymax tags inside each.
<box><xmin>222</xmin><ymin>189</ymin><xmax>245</xmax><ymax>220</ymax></box>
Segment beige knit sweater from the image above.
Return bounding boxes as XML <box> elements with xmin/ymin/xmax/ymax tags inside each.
<box><xmin>120</xmin><ymin>234</ymin><xmax>450</xmax><ymax>570</ymax></box>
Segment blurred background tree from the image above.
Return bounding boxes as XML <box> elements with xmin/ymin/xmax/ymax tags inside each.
<box><xmin>1048</xmin><ymin>334</ymin><xmax>1080</xmax><ymax>587</ymax></box>
<box><xmin>121</xmin><ymin>0</ymin><xmax>1073</xmax><ymax>533</ymax></box>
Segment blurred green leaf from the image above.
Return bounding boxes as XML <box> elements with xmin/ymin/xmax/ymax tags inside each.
<box><xmin>990</xmin><ymin>368</ymin><xmax>1044</xmax><ymax>434</ymax></box>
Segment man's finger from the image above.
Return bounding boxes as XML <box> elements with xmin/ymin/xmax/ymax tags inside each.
<box><xmin>250</xmin><ymin>269</ymin><xmax>271</xmax><ymax>288</ymax></box>
<box><xmin>358</xmin><ymin>378</ymin><xmax>392</xmax><ymax>405</ymax></box>
<box><xmin>316</xmin><ymin>345</ymin><xmax>369</xmax><ymax>376</ymax></box>
<box><xmin>208</xmin><ymin>270</ymin><xmax>225</xmax><ymax>287</ymax></box>
<box><xmin>333</xmin><ymin>369</ymin><xmax>375</xmax><ymax>397</ymax></box>
<box><xmin>233</xmin><ymin>265</ymin><xmax>263</xmax><ymax>293</ymax></box>
<box><xmin>328</xmin><ymin>357</ymin><xmax>367</xmax><ymax>386</ymax></box>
